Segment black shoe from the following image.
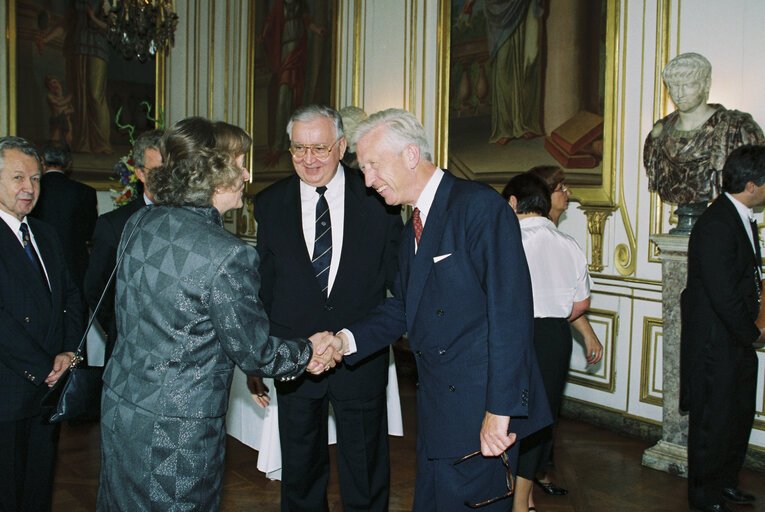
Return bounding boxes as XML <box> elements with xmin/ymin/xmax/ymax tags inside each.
<box><xmin>689</xmin><ymin>504</ymin><xmax>735</xmax><ymax>512</ymax></box>
<box><xmin>722</xmin><ymin>487</ymin><xmax>755</xmax><ymax>505</ymax></box>
<box><xmin>534</xmin><ymin>478</ymin><xmax>568</xmax><ymax>496</ymax></box>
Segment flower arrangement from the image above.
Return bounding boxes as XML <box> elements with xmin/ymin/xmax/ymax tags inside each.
<box><xmin>110</xmin><ymin>101</ymin><xmax>164</xmax><ymax>208</ymax></box>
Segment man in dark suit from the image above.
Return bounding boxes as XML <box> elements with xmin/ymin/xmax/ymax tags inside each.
<box><xmin>681</xmin><ymin>145</ymin><xmax>765</xmax><ymax>512</ymax></box>
<box><xmin>0</xmin><ymin>136</ymin><xmax>84</xmax><ymax>511</ymax></box>
<box><xmin>31</xmin><ymin>140</ymin><xmax>97</xmax><ymax>291</ymax></box>
<box><xmin>254</xmin><ymin>105</ymin><xmax>402</xmax><ymax>512</ymax></box>
<box><xmin>331</xmin><ymin>109</ymin><xmax>551</xmax><ymax>511</ymax></box>
<box><xmin>83</xmin><ymin>130</ymin><xmax>162</xmax><ymax>361</ymax></box>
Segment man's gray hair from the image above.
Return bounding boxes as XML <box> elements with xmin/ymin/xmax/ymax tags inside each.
<box><xmin>133</xmin><ymin>129</ymin><xmax>163</xmax><ymax>169</ymax></box>
<box><xmin>662</xmin><ymin>52</ymin><xmax>712</xmax><ymax>85</ymax></box>
<box><xmin>286</xmin><ymin>105</ymin><xmax>345</xmax><ymax>141</ymax></box>
<box><xmin>352</xmin><ymin>108</ymin><xmax>433</xmax><ymax>162</ymax></box>
<box><xmin>0</xmin><ymin>136</ymin><xmax>42</xmax><ymax>175</ymax></box>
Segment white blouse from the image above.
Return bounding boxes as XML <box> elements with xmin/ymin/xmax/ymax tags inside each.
<box><xmin>519</xmin><ymin>216</ymin><xmax>591</xmax><ymax>318</ymax></box>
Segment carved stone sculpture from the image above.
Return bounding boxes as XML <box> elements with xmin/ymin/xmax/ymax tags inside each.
<box><xmin>644</xmin><ymin>53</ymin><xmax>764</xmax><ymax>233</ymax></box>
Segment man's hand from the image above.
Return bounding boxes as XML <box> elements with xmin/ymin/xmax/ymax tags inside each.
<box><xmin>45</xmin><ymin>351</ymin><xmax>75</xmax><ymax>387</ymax></box>
<box><xmin>247</xmin><ymin>376</ymin><xmax>270</xmax><ymax>408</ymax></box>
<box><xmin>306</xmin><ymin>332</ymin><xmax>345</xmax><ymax>374</ymax></box>
<box><xmin>480</xmin><ymin>412</ymin><xmax>516</xmax><ymax>457</ymax></box>
<box><xmin>584</xmin><ymin>335</ymin><xmax>604</xmax><ymax>365</ymax></box>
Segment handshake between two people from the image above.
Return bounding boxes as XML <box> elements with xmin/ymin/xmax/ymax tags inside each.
<box><xmin>306</xmin><ymin>331</ymin><xmax>349</xmax><ymax>375</ymax></box>
<box><xmin>248</xmin><ymin>332</ymin><xmax>349</xmax><ymax>408</ymax></box>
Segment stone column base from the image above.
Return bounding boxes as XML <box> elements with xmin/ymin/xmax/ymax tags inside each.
<box><xmin>642</xmin><ymin>439</ymin><xmax>688</xmax><ymax>477</ymax></box>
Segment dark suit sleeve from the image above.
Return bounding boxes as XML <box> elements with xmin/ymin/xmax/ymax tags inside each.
<box><xmin>345</xmin><ymin>261</ymin><xmax>408</xmax><ymax>364</ymax></box>
<box><xmin>383</xmin><ymin>205</ymin><xmax>404</xmax><ymax>292</ymax></box>
<box><xmin>84</xmin><ymin>214</ymin><xmax>119</xmax><ymax>319</ymax></box>
<box><xmin>689</xmin><ymin>216</ymin><xmax>761</xmax><ymax>346</ymax></box>
<box><xmin>470</xmin><ymin>198</ymin><xmax>535</xmax><ymax>418</ymax></box>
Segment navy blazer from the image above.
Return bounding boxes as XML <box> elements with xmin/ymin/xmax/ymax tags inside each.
<box><xmin>346</xmin><ymin>171</ymin><xmax>551</xmax><ymax>458</ymax></box>
<box><xmin>255</xmin><ymin>167</ymin><xmax>402</xmax><ymax>400</ymax></box>
<box><xmin>0</xmin><ymin>218</ymin><xmax>84</xmax><ymax>420</ymax></box>
<box><xmin>680</xmin><ymin>193</ymin><xmax>761</xmax><ymax>409</ymax></box>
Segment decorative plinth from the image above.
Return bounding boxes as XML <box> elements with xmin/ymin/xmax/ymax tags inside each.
<box><xmin>642</xmin><ymin>439</ymin><xmax>688</xmax><ymax>477</ymax></box>
<box><xmin>642</xmin><ymin>234</ymin><xmax>689</xmax><ymax>475</ymax></box>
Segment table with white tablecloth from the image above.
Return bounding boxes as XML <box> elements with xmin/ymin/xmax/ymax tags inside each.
<box><xmin>226</xmin><ymin>347</ymin><xmax>404</xmax><ymax>480</ymax></box>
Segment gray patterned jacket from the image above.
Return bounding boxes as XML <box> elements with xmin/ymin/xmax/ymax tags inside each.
<box><xmin>103</xmin><ymin>205</ymin><xmax>311</xmax><ymax>418</ymax></box>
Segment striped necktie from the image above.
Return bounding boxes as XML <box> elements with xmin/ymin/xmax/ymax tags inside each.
<box><xmin>20</xmin><ymin>223</ymin><xmax>49</xmax><ymax>290</ymax></box>
<box><xmin>312</xmin><ymin>186</ymin><xmax>332</xmax><ymax>297</ymax></box>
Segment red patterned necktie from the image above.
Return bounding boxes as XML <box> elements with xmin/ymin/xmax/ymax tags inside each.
<box><xmin>412</xmin><ymin>207</ymin><xmax>423</xmax><ymax>246</ymax></box>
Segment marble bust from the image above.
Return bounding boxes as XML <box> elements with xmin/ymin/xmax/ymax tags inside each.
<box><xmin>644</xmin><ymin>52</ymin><xmax>764</xmax><ymax>206</ymax></box>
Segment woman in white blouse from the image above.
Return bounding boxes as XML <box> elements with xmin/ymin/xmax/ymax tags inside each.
<box><xmin>503</xmin><ymin>171</ymin><xmax>603</xmax><ymax>512</ymax></box>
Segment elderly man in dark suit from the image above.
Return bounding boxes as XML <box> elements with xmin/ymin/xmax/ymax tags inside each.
<box><xmin>84</xmin><ymin>130</ymin><xmax>162</xmax><ymax>361</ymax></box>
<box><xmin>681</xmin><ymin>145</ymin><xmax>765</xmax><ymax>512</ymax></box>
<box><xmin>253</xmin><ymin>104</ymin><xmax>402</xmax><ymax>512</ymax></box>
<box><xmin>31</xmin><ymin>140</ymin><xmax>97</xmax><ymax>290</ymax></box>
<box><xmin>0</xmin><ymin>136</ymin><xmax>84</xmax><ymax>511</ymax></box>
<box><xmin>330</xmin><ymin>108</ymin><xmax>551</xmax><ymax>511</ymax></box>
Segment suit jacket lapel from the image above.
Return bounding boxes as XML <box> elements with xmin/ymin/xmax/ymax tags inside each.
<box><xmin>331</xmin><ymin>167</ymin><xmax>361</xmax><ymax>298</ymax></box>
<box><xmin>0</xmin><ymin>221</ymin><xmax>52</xmax><ymax>300</ymax></box>
<box><xmin>405</xmin><ymin>172</ymin><xmax>455</xmax><ymax>325</ymax></box>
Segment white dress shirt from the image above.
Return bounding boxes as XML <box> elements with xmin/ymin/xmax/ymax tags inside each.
<box><xmin>412</xmin><ymin>168</ymin><xmax>445</xmax><ymax>253</ymax></box>
<box><xmin>519</xmin><ymin>215</ymin><xmax>591</xmax><ymax>318</ymax></box>
<box><xmin>299</xmin><ymin>164</ymin><xmax>345</xmax><ymax>295</ymax></box>
<box><xmin>0</xmin><ymin>209</ymin><xmax>50</xmax><ymax>286</ymax></box>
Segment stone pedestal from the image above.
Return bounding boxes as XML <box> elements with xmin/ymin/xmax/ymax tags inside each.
<box><xmin>642</xmin><ymin>234</ymin><xmax>690</xmax><ymax>476</ymax></box>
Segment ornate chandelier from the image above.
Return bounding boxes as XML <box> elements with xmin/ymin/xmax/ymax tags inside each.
<box><xmin>107</xmin><ymin>0</ymin><xmax>179</xmax><ymax>62</ymax></box>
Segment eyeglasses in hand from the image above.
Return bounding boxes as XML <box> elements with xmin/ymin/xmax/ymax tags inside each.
<box><xmin>452</xmin><ymin>450</ymin><xmax>514</xmax><ymax>508</ymax></box>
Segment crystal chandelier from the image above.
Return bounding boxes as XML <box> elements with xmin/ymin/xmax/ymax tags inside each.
<box><xmin>107</xmin><ymin>0</ymin><xmax>179</xmax><ymax>62</ymax></box>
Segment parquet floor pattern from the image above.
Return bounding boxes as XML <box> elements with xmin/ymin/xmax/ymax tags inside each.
<box><xmin>52</xmin><ymin>375</ymin><xmax>764</xmax><ymax>511</ymax></box>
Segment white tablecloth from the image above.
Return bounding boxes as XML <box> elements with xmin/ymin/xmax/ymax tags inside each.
<box><xmin>226</xmin><ymin>347</ymin><xmax>404</xmax><ymax>480</ymax></box>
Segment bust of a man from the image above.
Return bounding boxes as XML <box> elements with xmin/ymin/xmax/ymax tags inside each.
<box><xmin>644</xmin><ymin>52</ymin><xmax>764</xmax><ymax>204</ymax></box>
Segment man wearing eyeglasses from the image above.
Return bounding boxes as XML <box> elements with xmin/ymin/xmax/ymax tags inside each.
<box><xmin>252</xmin><ymin>104</ymin><xmax>403</xmax><ymax>512</ymax></box>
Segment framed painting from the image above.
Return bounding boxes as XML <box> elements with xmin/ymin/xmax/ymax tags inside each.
<box><xmin>8</xmin><ymin>0</ymin><xmax>163</xmax><ymax>189</ymax></box>
<box><xmin>445</xmin><ymin>0</ymin><xmax>618</xmax><ymax>205</ymax></box>
<box><xmin>246</xmin><ymin>0</ymin><xmax>336</xmax><ymax>188</ymax></box>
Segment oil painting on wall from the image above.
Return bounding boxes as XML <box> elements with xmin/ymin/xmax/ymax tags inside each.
<box><xmin>449</xmin><ymin>0</ymin><xmax>607</xmax><ymax>187</ymax></box>
<box><xmin>13</xmin><ymin>0</ymin><xmax>157</xmax><ymax>184</ymax></box>
<box><xmin>249</xmin><ymin>0</ymin><xmax>334</xmax><ymax>183</ymax></box>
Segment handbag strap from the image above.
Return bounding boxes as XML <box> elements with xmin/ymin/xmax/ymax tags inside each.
<box><xmin>70</xmin><ymin>207</ymin><xmax>151</xmax><ymax>365</ymax></box>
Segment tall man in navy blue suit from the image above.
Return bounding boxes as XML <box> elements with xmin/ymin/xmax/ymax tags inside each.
<box><xmin>682</xmin><ymin>145</ymin><xmax>765</xmax><ymax>512</ymax></box>
<box><xmin>0</xmin><ymin>136</ymin><xmax>84</xmax><ymax>511</ymax></box>
<box><xmin>332</xmin><ymin>109</ymin><xmax>551</xmax><ymax>511</ymax></box>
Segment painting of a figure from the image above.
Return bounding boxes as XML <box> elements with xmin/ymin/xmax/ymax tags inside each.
<box><xmin>250</xmin><ymin>0</ymin><xmax>333</xmax><ymax>176</ymax></box>
<box><xmin>449</xmin><ymin>0</ymin><xmax>607</xmax><ymax>186</ymax></box>
<box><xmin>14</xmin><ymin>0</ymin><xmax>157</xmax><ymax>182</ymax></box>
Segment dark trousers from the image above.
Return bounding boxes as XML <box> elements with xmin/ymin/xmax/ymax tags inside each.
<box><xmin>277</xmin><ymin>389</ymin><xmax>389</xmax><ymax>512</ymax></box>
<box><xmin>517</xmin><ymin>317</ymin><xmax>571</xmax><ymax>479</ymax></box>
<box><xmin>413</xmin><ymin>440</ymin><xmax>518</xmax><ymax>512</ymax></box>
<box><xmin>0</xmin><ymin>415</ymin><xmax>61</xmax><ymax>512</ymax></box>
<box><xmin>687</xmin><ymin>343</ymin><xmax>757</xmax><ymax>508</ymax></box>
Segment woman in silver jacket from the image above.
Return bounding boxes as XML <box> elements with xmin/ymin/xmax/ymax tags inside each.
<box><xmin>97</xmin><ymin>117</ymin><xmax>337</xmax><ymax>510</ymax></box>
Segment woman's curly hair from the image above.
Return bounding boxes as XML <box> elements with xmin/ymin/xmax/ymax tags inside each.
<box><xmin>149</xmin><ymin>117</ymin><xmax>251</xmax><ymax>206</ymax></box>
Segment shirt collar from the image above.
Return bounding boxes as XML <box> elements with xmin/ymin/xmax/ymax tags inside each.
<box><xmin>0</xmin><ymin>208</ymin><xmax>26</xmax><ymax>238</ymax></box>
<box><xmin>299</xmin><ymin>163</ymin><xmax>345</xmax><ymax>200</ymax></box>
<box><xmin>413</xmin><ymin>167</ymin><xmax>444</xmax><ymax>226</ymax></box>
<box><xmin>725</xmin><ymin>192</ymin><xmax>755</xmax><ymax>221</ymax></box>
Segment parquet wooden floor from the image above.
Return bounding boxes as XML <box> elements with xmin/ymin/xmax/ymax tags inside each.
<box><xmin>52</xmin><ymin>374</ymin><xmax>764</xmax><ymax>511</ymax></box>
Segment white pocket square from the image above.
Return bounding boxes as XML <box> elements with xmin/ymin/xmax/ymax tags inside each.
<box><xmin>433</xmin><ymin>253</ymin><xmax>452</xmax><ymax>263</ymax></box>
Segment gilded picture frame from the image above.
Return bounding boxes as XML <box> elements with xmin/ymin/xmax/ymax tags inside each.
<box><xmin>6</xmin><ymin>0</ymin><xmax>165</xmax><ymax>190</ymax></box>
<box><xmin>438</xmin><ymin>0</ymin><xmax>619</xmax><ymax>206</ymax></box>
